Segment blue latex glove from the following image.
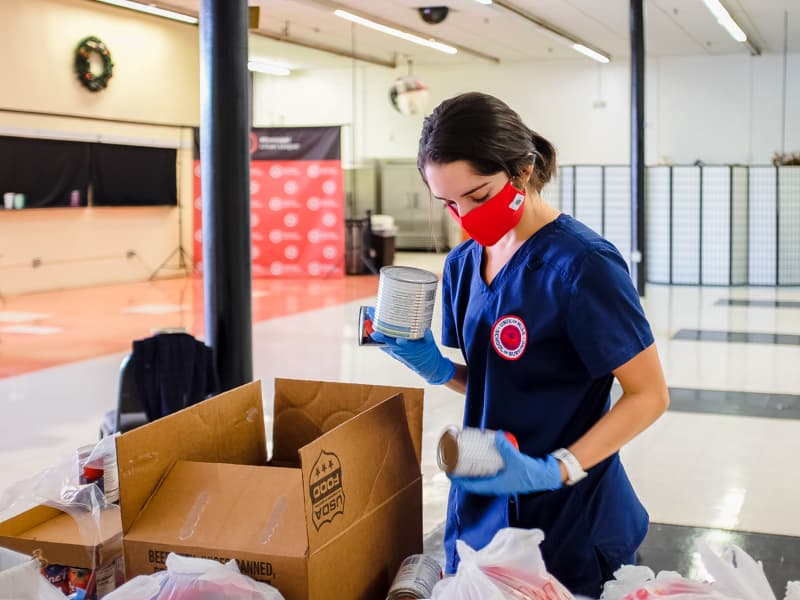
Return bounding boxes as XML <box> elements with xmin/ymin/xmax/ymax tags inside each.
<box><xmin>368</xmin><ymin>310</ymin><xmax>455</xmax><ymax>385</ymax></box>
<box><xmin>449</xmin><ymin>430</ymin><xmax>563</xmax><ymax>495</ymax></box>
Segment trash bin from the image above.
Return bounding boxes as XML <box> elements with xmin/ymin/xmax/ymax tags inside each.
<box><xmin>370</xmin><ymin>214</ymin><xmax>397</xmax><ymax>269</ymax></box>
<box><xmin>345</xmin><ymin>217</ymin><xmax>369</xmax><ymax>275</ymax></box>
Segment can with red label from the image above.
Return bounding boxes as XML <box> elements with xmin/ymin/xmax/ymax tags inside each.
<box><xmin>437</xmin><ymin>426</ymin><xmax>519</xmax><ymax>477</ymax></box>
<box><xmin>77</xmin><ymin>444</ymin><xmax>104</xmax><ymax>491</ymax></box>
<box><xmin>76</xmin><ymin>443</ymin><xmax>119</xmax><ymax>503</ymax></box>
<box><xmin>386</xmin><ymin>554</ymin><xmax>443</xmax><ymax>599</ymax></box>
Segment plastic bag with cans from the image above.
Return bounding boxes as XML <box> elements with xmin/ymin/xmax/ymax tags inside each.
<box><xmin>0</xmin><ymin>435</ymin><xmax>123</xmax><ymax>599</ymax></box>
<box><xmin>431</xmin><ymin>528</ymin><xmax>574</xmax><ymax>600</ymax></box>
<box><xmin>0</xmin><ymin>547</ymin><xmax>66</xmax><ymax>600</ymax></box>
<box><xmin>601</xmin><ymin>538</ymin><xmax>799</xmax><ymax>600</ymax></box>
<box><xmin>0</xmin><ymin>435</ymin><xmax>119</xmax><ymax>521</ymax></box>
<box><xmin>104</xmin><ymin>553</ymin><xmax>285</xmax><ymax>600</ymax></box>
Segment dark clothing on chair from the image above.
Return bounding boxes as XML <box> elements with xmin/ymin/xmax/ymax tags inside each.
<box><xmin>132</xmin><ymin>333</ymin><xmax>219</xmax><ymax>422</ymax></box>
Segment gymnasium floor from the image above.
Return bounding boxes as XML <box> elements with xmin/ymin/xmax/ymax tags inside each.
<box><xmin>1</xmin><ymin>251</ymin><xmax>798</xmax><ymax>594</ymax></box>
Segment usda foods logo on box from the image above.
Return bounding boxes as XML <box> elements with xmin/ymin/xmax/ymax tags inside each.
<box><xmin>309</xmin><ymin>450</ymin><xmax>345</xmax><ymax>530</ymax></box>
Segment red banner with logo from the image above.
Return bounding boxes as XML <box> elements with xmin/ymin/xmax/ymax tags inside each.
<box><xmin>193</xmin><ymin>127</ymin><xmax>344</xmax><ymax>278</ymax></box>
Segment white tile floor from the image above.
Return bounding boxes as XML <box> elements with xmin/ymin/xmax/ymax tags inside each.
<box><xmin>1</xmin><ymin>251</ymin><xmax>799</xmax><ymax>549</ymax></box>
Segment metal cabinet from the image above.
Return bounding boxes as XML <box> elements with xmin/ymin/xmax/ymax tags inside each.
<box><xmin>343</xmin><ymin>160</ymin><xmax>378</xmax><ymax>219</ymax></box>
<box><xmin>378</xmin><ymin>159</ymin><xmax>450</xmax><ymax>250</ymax></box>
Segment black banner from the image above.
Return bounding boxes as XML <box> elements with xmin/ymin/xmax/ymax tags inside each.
<box><xmin>193</xmin><ymin>126</ymin><xmax>341</xmax><ymax>161</ymax></box>
<box><xmin>91</xmin><ymin>143</ymin><xmax>177</xmax><ymax>206</ymax></box>
<box><xmin>0</xmin><ymin>135</ymin><xmax>90</xmax><ymax>208</ymax></box>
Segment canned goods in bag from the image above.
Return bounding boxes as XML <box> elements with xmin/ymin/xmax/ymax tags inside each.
<box><xmin>77</xmin><ymin>444</ymin><xmax>104</xmax><ymax>493</ymax></box>
<box><xmin>76</xmin><ymin>442</ymin><xmax>119</xmax><ymax>503</ymax></box>
<box><xmin>373</xmin><ymin>266</ymin><xmax>438</xmax><ymax>340</ymax></box>
<box><xmin>385</xmin><ymin>554</ymin><xmax>443</xmax><ymax>599</ymax></box>
<box><xmin>437</xmin><ymin>426</ymin><xmax>519</xmax><ymax>477</ymax></box>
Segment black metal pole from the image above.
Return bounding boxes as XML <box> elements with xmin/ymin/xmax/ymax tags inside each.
<box><xmin>199</xmin><ymin>0</ymin><xmax>253</xmax><ymax>390</ymax></box>
<box><xmin>630</xmin><ymin>0</ymin><xmax>646</xmax><ymax>295</ymax></box>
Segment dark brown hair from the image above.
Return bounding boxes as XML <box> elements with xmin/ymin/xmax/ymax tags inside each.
<box><xmin>417</xmin><ymin>92</ymin><xmax>557</xmax><ymax>193</ymax></box>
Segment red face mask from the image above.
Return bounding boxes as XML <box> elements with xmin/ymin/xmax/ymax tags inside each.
<box><xmin>447</xmin><ymin>180</ymin><xmax>526</xmax><ymax>247</ymax></box>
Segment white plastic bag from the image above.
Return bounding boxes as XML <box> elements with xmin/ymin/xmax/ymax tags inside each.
<box><xmin>601</xmin><ymin>539</ymin><xmax>783</xmax><ymax>600</ymax></box>
<box><xmin>600</xmin><ymin>566</ymin><xmax>738</xmax><ymax>599</ymax></box>
<box><xmin>0</xmin><ymin>548</ymin><xmax>65</xmax><ymax>600</ymax></box>
<box><xmin>431</xmin><ymin>528</ymin><xmax>574</xmax><ymax>600</ymax></box>
<box><xmin>0</xmin><ymin>436</ymin><xmax>120</xmax><ymax>531</ymax></box>
<box><xmin>104</xmin><ymin>552</ymin><xmax>285</xmax><ymax>600</ymax></box>
<box><xmin>432</xmin><ymin>559</ymin><xmax>510</xmax><ymax>600</ymax></box>
<box><xmin>696</xmin><ymin>539</ymin><xmax>776</xmax><ymax>600</ymax></box>
<box><xmin>784</xmin><ymin>581</ymin><xmax>800</xmax><ymax>600</ymax></box>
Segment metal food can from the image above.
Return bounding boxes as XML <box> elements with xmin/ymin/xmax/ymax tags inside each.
<box><xmin>76</xmin><ymin>443</ymin><xmax>119</xmax><ymax>503</ymax></box>
<box><xmin>373</xmin><ymin>266</ymin><xmax>438</xmax><ymax>340</ymax></box>
<box><xmin>101</xmin><ymin>450</ymin><xmax>119</xmax><ymax>504</ymax></box>
<box><xmin>94</xmin><ymin>557</ymin><xmax>124</xmax><ymax>598</ymax></box>
<box><xmin>437</xmin><ymin>426</ymin><xmax>519</xmax><ymax>477</ymax></box>
<box><xmin>385</xmin><ymin>554</ymin><xmax>443</xmax><ymax>599</ymax></box>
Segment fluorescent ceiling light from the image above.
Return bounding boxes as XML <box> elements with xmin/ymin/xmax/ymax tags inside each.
<box><xmin>717</xmin><ymin>15</ymin><xmax>747</xmax><ymax>42</ymax></box>
<box><xmin>572</xmin><ymin>43</ymin><xmax>610</xmax><ymax>64</ymax></box>
<box><xmin>490</xmin><ymin>1</ymin><xmax>610</xmax><ymax>63</ymax></box>
<box><xmin>333</xmin><ymin>9</ymin><xmax>457</xmax><ymax>55</ymax></box>
<box><xmin>474</xmin><ymin>0</ymin><xmax>493</xmax><ymax>4</ymax></box>
<box><xmin>247</xmin><ymin>61</ymin><xmax>292</xmax><ymax>76</ymax></box>
<box><xmin>95</xmin><ymin>0</ymin><xmax>197</xmax><ymax>24</ymax></box>
<box><xmin>701</xmin><ymin>0</ymin><xmax>747</xmax><ymax>42</ymax></box>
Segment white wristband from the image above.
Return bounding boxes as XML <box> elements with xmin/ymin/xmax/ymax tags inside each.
<box><xmin>551</xmin><ymin>448</ymin><xmax>588</xmax><ymax>486</ymax></box>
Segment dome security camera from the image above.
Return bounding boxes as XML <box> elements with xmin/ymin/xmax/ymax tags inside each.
<box><xmin>418</xmin><ymin>6</ymin><xmax>449</xmax><ymax>25</ymax></box>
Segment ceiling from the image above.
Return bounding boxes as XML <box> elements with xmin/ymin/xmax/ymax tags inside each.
<box><xmin>150</xmin><ymin>0</ymin><xmax>798</xmax><ymax>68</ymax></box>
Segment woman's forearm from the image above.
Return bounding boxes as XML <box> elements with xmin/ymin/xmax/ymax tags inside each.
<box><xmin>569</xmin><ymin>343</ymin><xmax>669</xmax><ymax>472</ymax></box>
<box><xmin>445</xmin><ymin>363</ymin><xmax>468</xmax><ymax>394</ymax></box>
<box><xmin>569</xmin><ymin>388</ymin><xmax>668</xmax><ymax>473</ymax></box>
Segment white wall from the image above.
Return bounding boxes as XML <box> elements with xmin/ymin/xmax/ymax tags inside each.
<box><xmin>253</xmin><ymin>52</ymin><xmax>799</xmax><ymax>166</ymax></box>
<box><xmin>0</xmin><ymin>0</ymin><xmax>198</xmax><ymax>295</ymax></box>
<box><xmin>653</xmin><ymin>53</ymin><xmax>799</xmax><ymax>165</ymax></box>
<box><xmin>2</xmin><ymin>0</ymin><xmax>797</xmax><ymax>294</ymax></box>
<box><xmin>0</xmin><ymin>0</ymin><xmax>199</xmax><ymax>124</ymax></box>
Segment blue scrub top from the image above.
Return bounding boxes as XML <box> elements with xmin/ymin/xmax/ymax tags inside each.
<box><xmin>441</xmin><ymin>214</ymin><xmax>654</xmax><ymax>596</ymax></box>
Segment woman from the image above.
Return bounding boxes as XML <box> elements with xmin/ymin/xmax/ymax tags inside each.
<box><xmin>371</xmin><ymin>92</ymin><xmax>669</xmax><ymax>597</ymax></box>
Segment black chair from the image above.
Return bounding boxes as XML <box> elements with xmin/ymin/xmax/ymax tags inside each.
<box><xmin>99</xmin><ymin>332</ymin><xmax>219</xmax><ymax>438</ymax></box>
<box><xmin>99</xmin><ymin>353</ymin><xmax>148</xmax><ymax>438</ymax></box>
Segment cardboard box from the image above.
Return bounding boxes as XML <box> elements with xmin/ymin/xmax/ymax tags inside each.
<box><xmin>117</xmin><ymin>378</ymin><xmax>424</xmax><ymax>600</ymax></box>
<box><xmin>0</xmin><ymin>504</ymin><xmax>123</xmax><ymax>570</ymax></box>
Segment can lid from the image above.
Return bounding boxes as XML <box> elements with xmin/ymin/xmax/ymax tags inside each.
<box><xmin>379</xmin><ymin>266</ymin><xmax>438</xmax><ymax>285</ymax></box>
<box><xmin>436</xmin><ymin>427</ymin><xmax>460</xmax><ymax>473</ymax></box>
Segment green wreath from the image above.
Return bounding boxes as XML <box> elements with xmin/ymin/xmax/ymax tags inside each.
<box><xmin>74</xmin><ymin>36</ymin><xmax>114</xmax><ymax>92</ymax></box>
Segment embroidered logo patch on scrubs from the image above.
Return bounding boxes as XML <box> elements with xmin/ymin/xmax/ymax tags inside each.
<box><xmin>491</xmin><ymin>315</ymin><xmax>527</xmax><ymax>360</ymax></box>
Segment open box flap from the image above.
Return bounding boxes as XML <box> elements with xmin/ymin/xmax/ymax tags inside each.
<box><xmin>0</xmin><ymin>505</ymin><xmax>122</xmax><ymax>568</ymax></box>
<box><xmin>272</xmin><ymin>378</ymin><xmax>424</xmax><ymax>466</ymax></box>
<box><xmin>297</xmin><ymin>392</ymin><xmax>420</xmax><ymax>554</ymax></box>
<box><xmin>116</xmin><ymin>380</ymin><xmax>267</xmax><ymax>533</ymax></box>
